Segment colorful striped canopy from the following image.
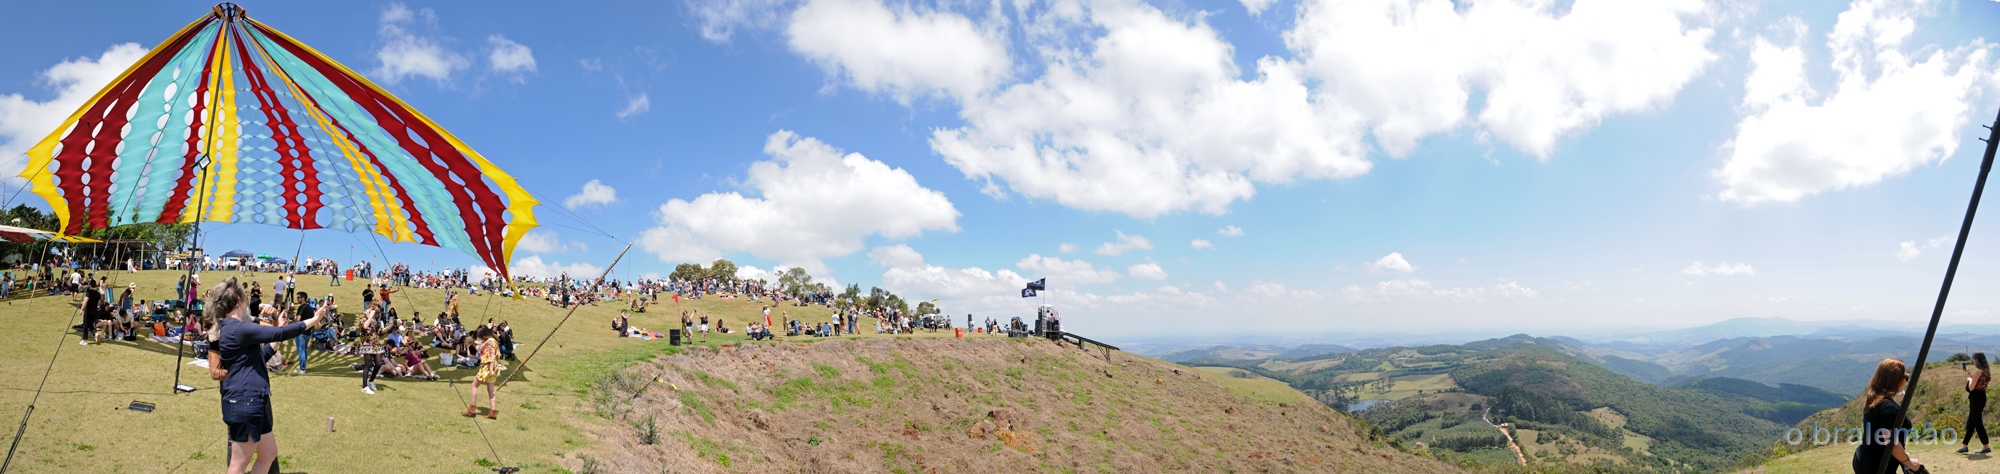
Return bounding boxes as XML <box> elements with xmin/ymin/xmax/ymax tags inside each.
<box><xmin>15</xmin><ymin>3</ymin><xmax>537</xmax><ymax>277</ymax></box>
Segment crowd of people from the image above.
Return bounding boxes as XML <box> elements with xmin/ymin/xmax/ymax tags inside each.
<box><xmin>49</xmin><ymin>263</ymin><xmax>519</xmax><ymax>402</ymax></box>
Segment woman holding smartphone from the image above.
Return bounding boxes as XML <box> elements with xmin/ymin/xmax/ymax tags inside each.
<box><xmin>1961</xmin><ymin>352</ymin><xmax>1992</xmax><ymax>454</ymax></box>
<box><xmin>211</xmin><ymin>277</ymin><xmax>330</xmax><ymax>474</ymax></box>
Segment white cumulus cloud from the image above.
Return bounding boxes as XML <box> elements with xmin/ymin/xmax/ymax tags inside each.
<box><xmin>1094</xmin><ymin>230</ymin><xmax>1153</xmax><ymax>256</ymax></box>
<box><xmin>510</xmin><ymin>255</ymin><xmax>604</xmax><ymax>280</ymax></box>
<box><xmin>687</xmin><ymin>0</ymin><xmax>798</xmax><ymax>42</ymax></box>
<box><xmin>564</xmin><ymin>179</ymin><xmax>619</xmax><ymax>209</ymax></box>
<box><xmin>616</xmin><ymin>93</ymin><xmax>652</xmax><ymax>120</ymax></box>
<box><xmin>871</xmin><ymin>244</ymin><xmax>1028</xmax><ymax>299</ymax></box>
<box><xmin>1057</xmin><ymin>243</ymin><xmax>1078</xmax><ymax>253</ymax></box>
<box><xmin>1716</xmin><ymin>0</ymin><xmax>1994</xmax><ymax>205</ymax></box>
<box><xmin>787</xmin><ymin>0</ymin><xmax>1009</xmax><ymax>101</ymax></box>
<box><xmin>1897</xmin><ymin>241</ymin><xmax>1922</xmax><ymax>262</ymax></box>
<box><xmin>373</xmin><ymin>3</ymin><xmax>469</xmax><ymax>84</ymax></box>
<box><xmin>0</xmin><ymin>43</ymin><xmax>145</xmax><ymax>182</ymax></box>
<box><xmin>1287</xmin><ymin>0</ymin><xmax>1716</xmax><ymax>158</ymax></box>
<box><xmin>1127</xmin><ymin>261</ymin><xmax>1168</xmax><ymax>280</ymax></box>
<box><xmin>1240</xmin><ymin>0</ymin><xmax>1280</xmax><ymax>16</ymax></box>
<box><xmin>1190</xmin><ymin>239</ymin><xmax>1214</xmax><ymax>250</ymax></box>
<box><xmin>486</xmin><ymin>34</ymin><xmax>538</xmax><ymax>79</ymax></box>
<box><xmin>1682</xmin><ymin>261</ymin><xmax>1756</xmax><ymax>276</ymax></box>
<box><xmin>1896</xmin><ymin>237</ymin><xmax>1950</xmax><ymax>262</ymax></box>
<box><xmin>639</xmin><ymin>130</ymin><xmax>959</xmax><ymax>271</ymax></box>
<box><xmin>932</xmin><ymin>0</ymin><xmax>1372</xmax><ymax>217</ymax></box>
<box><xmin>1219</xmin><ymin>225</ymin><xmax>1245</xmax><ymax>237</ymax></box>
<box><xmin>1015</xmin><ymin>254</ymin><xmax>1122</xmax><ymax>285</ymax></box>
<box><xmin>1365</xmin><ymin>252</ymin><xmax>1417</xmax><ymax>274</ymax></box>
<box><xmin>515</xmin><ymin>230</ymin><xmax>586</xmax><ymax>254</ymax></box>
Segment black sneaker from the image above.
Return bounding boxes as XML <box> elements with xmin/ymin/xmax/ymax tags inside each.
<box><xmin>1958</xmin><ymin>446</ymin><xmax>1970</xmax><ymax>454</ymax></box>
<box><xmin>1981</xmin><ymin>447</ymin><xmax>1993</xmax><ymax>454</ymax></box>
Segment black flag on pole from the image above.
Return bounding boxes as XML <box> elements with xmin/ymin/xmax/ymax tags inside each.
<box><xmin>1026</xmin><ymin>278</ymin><xmax>1046</xmax><ymax>291</ymax></box>
<box><xmin>1021</xmin><ymin>288</ymin><xmax>1037</xmax><ymax>298</ymax></box>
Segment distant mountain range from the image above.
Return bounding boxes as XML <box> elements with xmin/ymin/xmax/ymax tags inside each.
<box><xmin>1212</xmin><ymin>334</ymin><xmax>1846</xmax><ymax>472</ymax></box>
<box><xmin>1152</xmin><ymin>316</ymin><xmax>2000</xmax><ymax>395</ymax></box>
<box><xmin>1552</xmin><ymin>326</ymin><xmax>2000</xmax><ymax>392</ymax></box>
<box><xmin>1587</xmin><ymin>316</ymin><xmax>2000</xmax><ymax>347</ymax></box>
<box><xmin>1159</xmin><ymin>343</ymin><xmax>1356</xmax><ymax>365</ymax></box>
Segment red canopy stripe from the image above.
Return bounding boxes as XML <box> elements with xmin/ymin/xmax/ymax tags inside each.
<box><xmin>229</xmin><ymin>26</ymin><xmax>324</xmax><ymax>229</ymax></box>
<box><xmin>51</xmin><ymin>18</ymin><xmax>214</xmax><ymax>233</ymax></box>
<box><xmin>157</xmin><ymin>20</ymin><xmax>227</xmax><ymax>226</ymax></box>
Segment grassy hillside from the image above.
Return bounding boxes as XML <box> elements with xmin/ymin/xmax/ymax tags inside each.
<box><xmin>1748</xmin><ymin>361</ymin><xmax>2000</xmax><ymax>472</ymax></box>
<box><xmin>0</xmin><ymin>269</ymin><xmax>916</xmax><ymax>472</ymax></box>
<box><xmin>572</xmin><ymin>337</ymin><xmax>1465</xmax><ymax>473</ymax></box>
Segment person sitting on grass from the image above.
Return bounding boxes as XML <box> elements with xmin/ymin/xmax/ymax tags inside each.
<box><xmin>394</xmin><ymin>338</ymin><xmax>438</xmax><ymax>380</ymax></box>
<box><xmin>112</xmin><ymin>297</ymin><xmax>137</xmax><ymax>341</ymax></box>
<box><xmin>496</xmin><ymin>321</ymin><xmax>516</xmax><ymax>361</ymax></box>
<box><xmin>146</xmin><ymin>301</ymin><xmax>177</xmax><ymax>343</ymax></box>
<box><xmin>454</xmin><ymin>336</ymin><xmax>480</xmax><ymax>369</ymax></box>
<box><xmin>613</xmin><ymin>311</ymin><xmax>629</xmax><ymax>337</ymax></box>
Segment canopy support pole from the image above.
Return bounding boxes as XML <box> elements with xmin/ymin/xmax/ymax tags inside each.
<box><xmin>1879</xmin><ymin>106</ymin><xmax>2000</xmax><ymax>474</ymax></box>
<box><xmin>495</xmin><ymin>243</ymin><xmax>631</xmax><ymax>391</ymax></box>
<box><xmin>172</xmin><ymin>11</ymin><xmax>232</xmax><ymax>395</ymax></box>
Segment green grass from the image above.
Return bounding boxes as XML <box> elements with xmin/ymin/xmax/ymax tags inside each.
<box><xmin>1187</xmin><ymin>366</ymin><xmax>1318</xmax><ymax>405</ymax></box>
<box><xmin>0</xmin><ymin>269</ymin><xmax>950</xmax><ymax>472</ymax></box>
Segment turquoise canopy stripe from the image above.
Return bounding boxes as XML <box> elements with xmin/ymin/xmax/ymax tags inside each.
<box><xmin>113</xmin><ymin>21</ymin><xmax>223</xmax><ymax>227</ymax></box>
<box><xmin>242</xmin><ymin>29</ymin><xmax>477</xmax><ymax>253</ymax></box>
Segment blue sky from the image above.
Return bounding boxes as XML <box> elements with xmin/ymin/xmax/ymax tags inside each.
<box><xmin>3</xmin><ymin>0</ymin><xmax>2000</xmax><ymax>339</ymax></box>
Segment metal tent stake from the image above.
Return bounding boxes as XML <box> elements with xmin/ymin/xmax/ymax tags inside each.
<box><xmin>1877</xmin><ymin>106</ymin><xmax>2000</xmax><ymax>474</ymax></box>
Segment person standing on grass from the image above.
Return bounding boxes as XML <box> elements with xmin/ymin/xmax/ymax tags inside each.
<box><xmin>292</xmin><ymin>292</ymin><xmax>316</xmax><ymax>375</ymax></box>
<box><xmin>461</xmin><ymin>326</ymin><xmax>502</xmax><ymax>419</ymax></box>
<box><xmin>272</xmin><ymin>275</ymin><xmax>287</xmax><ymax>308</ymax></box>
<box><xmin>1962</xmin><ymin>352</ymin><xmax>1993</xmax><ymax>455</ymax></box>
<box><xmin>213</xmin><ymin>277</ymin><xmax>329</xmax><ymax>474</ymax></box>
<box><xmin>699</xmin><ymin>312</ymin><xmax>710</xmax><ymax>343</ymax></box>
<box><xmin>79</xmin><ymin>279</ymin><xmax>104</xmax><ymax>345</ymax></box>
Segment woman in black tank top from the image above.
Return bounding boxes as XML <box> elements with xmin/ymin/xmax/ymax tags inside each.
<box><xmin>1961</xmin><ymin>352</ymin><xmax>1992</xmax><ymax>454</ymax></box>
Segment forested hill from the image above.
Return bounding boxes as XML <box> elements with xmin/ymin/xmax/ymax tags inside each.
<box><xmin>1218</xmin><ymin>335</ymin><xmax>1845</xmax><ymax>472</ymax></box>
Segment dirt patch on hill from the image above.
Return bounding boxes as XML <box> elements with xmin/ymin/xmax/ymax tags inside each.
<box><xmin>565</xmin><ymin>336</ymin><xmax>1464</xmax><ymax>473</ymax></box>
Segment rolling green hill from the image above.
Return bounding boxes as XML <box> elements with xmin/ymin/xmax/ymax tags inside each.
<box><xmin>1223</xmin><ymin>335</ymin><xmax>1845</xmax><ymax>472</ymax></box>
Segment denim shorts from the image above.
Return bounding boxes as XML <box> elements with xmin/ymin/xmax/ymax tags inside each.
<box><xmin>221</xmin><ymin>395</ymin><xmax>272</xmax><ymax>443</ymax></box>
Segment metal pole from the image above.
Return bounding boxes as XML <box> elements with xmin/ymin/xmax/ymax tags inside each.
<box><xmin>172</xmin><ymin>9</ymin><xmax>231</xmax><ymax>394</ymax></box>
<box><xmin>1879</xmin><ymin>107</ymin><xmax>2000</xmax><ymax>474</ymax></box>
<box><xmin>495</xmin><ymin>244</ymin><xmax>631</xmax><ymax>391</ymax></box>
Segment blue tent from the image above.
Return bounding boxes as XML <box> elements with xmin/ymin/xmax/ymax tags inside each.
<box><xmin>219</xmin><ymin>249</ymin><xmax>255</xmax><ymax>259</ymax></box>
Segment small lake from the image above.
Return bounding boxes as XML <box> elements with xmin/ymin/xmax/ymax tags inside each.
<box><xmin>1346</xmin><ymin>400</ymin><xmax>1388</xmax><ymax>412</ymax></box>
